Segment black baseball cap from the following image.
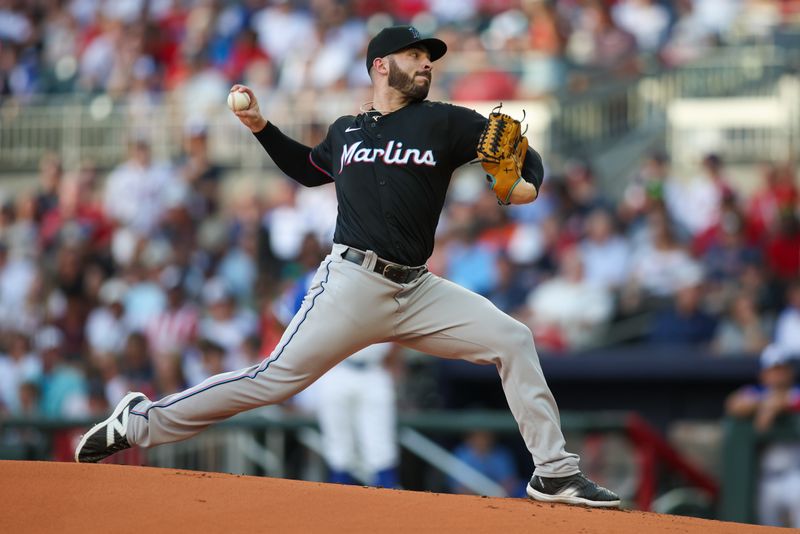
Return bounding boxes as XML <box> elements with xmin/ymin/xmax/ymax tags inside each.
<box><xmin>366</xmin><ymin>25</ymin><xmax>447</xmax><ymax>74</ymax></box>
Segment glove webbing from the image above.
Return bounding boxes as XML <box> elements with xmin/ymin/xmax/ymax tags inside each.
<box><xmin>477</xmin><ymin>114</ymin><xmax>513</xmax><ymax>163</ymax></box>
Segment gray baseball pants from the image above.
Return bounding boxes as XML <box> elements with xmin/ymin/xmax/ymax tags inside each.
<box><xmin>128</xmin><ymin>243</ymin><xmax>580</xmax><ymax>477</ymax></box>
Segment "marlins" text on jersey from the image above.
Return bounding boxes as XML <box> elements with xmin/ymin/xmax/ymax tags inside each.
<box><xmin>340</xmin><ymin>140</ymin><xmax>437</xmax><ymax>173</ymax></box>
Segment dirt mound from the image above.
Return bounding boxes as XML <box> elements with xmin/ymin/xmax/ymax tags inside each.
<box><xmin>0</xmin><ymin>461</ymin><xmax>781</xmax><ymax>533</ymax></box>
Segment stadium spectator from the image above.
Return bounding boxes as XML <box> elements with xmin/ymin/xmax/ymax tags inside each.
<box><xmin>450</xmin><ymin>41</ymin><xmax>518</xmax><ymax>102</ymax></box>
<box><xmin>47</xmin><ymin>243</ymin><xmax>91</xmax><ymax>359</ymax></box>
<box><xmin>666</xmin><ymin>154</ymin><xmax>728</xmax><ymax>238</ymax></box>
<box><xmin>649</xmin><ymin>282</ymin><xmax>718</xmax><ymax>347</ymax></box>
<box><xmin>764</xmin><ymin>213</ymin><xmax>800</xmax><ymax>283</ymax></box>
<box><xmin>486</xmin><ymin>253</ymin><xmax>532</xmax><ymax>317</ymax></box>
<box><xmin>526</xmin><ymin>246</ymin><xmax>613</xmax><ymax>351</ymax></box>
<box><xmin>0</xmin><ymin>330</ymin><xmax>41</xmax><ymax>415</ymax></box>
<box><xmin>620</xmin><ymin>151</ymin><xmax>674</xmax><ymax>228</ymax></box>
<box><xmin>85</xmin><ymin>278</ymin><xmax>130</xmax><ymax>363</ymax></box>
<box><xmin>696</xmin><ymin>201</ymin><xmax>762</xmax><ymax>310</ymax></box>
<box><xmin>5</xmin><ymin>193</ymin><xmax>38</xmax><ymax>261</ymax></box>
<box><xmin>775</xmin><ymin>281</ymin><xmax>800</xmax><ymax>354</ymax></box>
<box><xmin>123</xmin><ymin>251</ymin><xmax>169</xmax><ymax>332</ymax></box>
<box><xmin>712</xmin><ymin>292</ymin><xmax>771</xmax><ymax>356</ymax></box>
<box><xmin>442</xmin><ymin>219</ymin><xmax>500</xmax><ymax>297</ymax></box>
<box><xmin>144</xmin><ymin>266</ymin><xmax>198</xmax><ymax>392</ymax></box>
<box><xmin>40</xmin><ymin>169</ymin><xmax>112</xmax><ymax>253</ymax></box>
<box><xmin>103</xmin><ymin>138</ymin><xmax>176</xmax><ymax>239</ymax></box>
<box><xmin>1</xmin><ymin>265</ymin><xmax>45</xmax><ymax>337</ymax></box>
<box><xmin>517</xmin><ymin>0</ymin><xmax>568</xmax><ymax>96</ymax></box>
<box><xmin>746</xmin><ymin>163</ymin><xmax>798</xmax><ymax>243</ymax></box>
<box><xmin>695</xmin><ymin>196</ymin><xmax>756</xmax><ymax>259</ymax></box>
<box><xmin>251</xmin><ymin>0</ymin><xmax>317</xmax><ymax>67</ymax></box>
<box><xmin>735</xmin><ymin>0</ymin><xmax>785</xmax><ymax>40</ymax></box>
<box><xmin>579</xmin><ymin>208</ymin><xmax>631</xmax><ymax>291</ymax></box>
<box><xmin>224</xmin><ymin>28</ymin><xmax>270</xmax><ymax>83</ymax></box>
<box><xmin>119</xmin><ymin>331</ymin><xmax>157</xmax><ymax>398</ymax></box>
<box><xmin>198</xmin><ymin>277</ymin><xmax>258</xmax><ymax>358</ymax></box>
<box><xmin>566</xmin><ymin>0</ymin><xmax>638</xmax><ymax>71</ymax></box>
<box><xmin>660</xmin><ymin>0</ymin><xmax>716</xmax><ymax>66</ymax></box>
<box><xmin>262</xmin><ymin>180</ymin><xmax>307</xmax><ymax>265</ymax></box>
<box><xmin>726</xmin><ymin>343</ymin><xmax>800</xmax><ymax>528</ymax></box>
<box><xmin>627</xmin><ymin>205</ymin><xmax>703</xmax><ymax>301</ymax></box>
<box><xmin>230</xmin><ymin>334</ymin><xmax>264</xmax><ymax>370</ymax></box>
<box><xmin>557</xmin><ymin>161</ymin><xmax>613</xmax><ymax>244</ymax></box>
<box><xmin>449</xmin><ymin>430</ymin><xmax>524</xmax><ymax>497</ymax></box>
<box><xmin>612</xmin><ymin>0</ymin><xmax>671</xmax><ymax>54</ymax></box>
<box><xmin>35</xmin><ymin>326</ymin><xmax>89</xmax><ymax>418</ymax></box>
<box><xmin>174</xmin><ymin>50</ymin><xmax>230</xmax><ymax>119</ymax></box>
<box><xmin>183</xmin><ymin>338</ymin><xmax>227</xmax><ymax>388</ymax></box>
<box><xmin>0</xmin><ymin>40</ymin><xmax>37</xmax><ymax>98</ymax></box>
<box><xmin>78</xmin><ymin>17</ymin><xmax>125</xmax><ymax>94</ymax></box>
<box><xmin>217</xmin><ymin>229</ymin><xmax>259</xmax><ymax>306</ymax></box>
<box><xmin>175</xmin><ymin>119</ymin><xmax>224</xmax><ymax>221</ymax></box>
<box><xmin>427</xmin><ymin>0</ymin><xmax>479</xmax><ymax>24</ymax></box>
<box><xmin>0</xmin><ymin>240</ymin><xmax>37</xmax><ymax>320</ymax></box>
<box><xmin>34</xmin><ymin>153</ymin><xmax>63</xmax><ymax>220</ymax></box>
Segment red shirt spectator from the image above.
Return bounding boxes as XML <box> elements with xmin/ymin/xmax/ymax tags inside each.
<box><xmin>224</xmin><ymin>29</ymin><xmax>271</xmax><ymax>83</ymax></box>
<box><xmin>387</xmin><ymin>0</ymin><xmax>428</xmax><ymax>20</ymax></box>
<box><xmin>747</xmin><ymin>164</ymin><xmax>798</xmax><ymax>243</ymax></box>
<box><xmin>39</xmin><ymin>175</ymin><xmax>112</xmax><ymax>252</ymax></box>
<box><xmin>765</xmin><ymin>214</ymin><xmax>800</xmax><ymax>281</ymax></box>
<box><xmin>451</xmin><ymin>69</ymin><xmax>518</xmax><ymax>101</ymax></box>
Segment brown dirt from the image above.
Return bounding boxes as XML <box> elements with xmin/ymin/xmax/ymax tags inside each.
<box><xmin>0</xmin><ymin>461</ymin><xmax>785</xmax><ymax>533</ymax></box>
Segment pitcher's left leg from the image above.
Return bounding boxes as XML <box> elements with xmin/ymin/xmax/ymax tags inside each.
<box><xmin>394</xmin><ymin>274</ymin><xmax>578</xmax><ymax>478</ymax></box>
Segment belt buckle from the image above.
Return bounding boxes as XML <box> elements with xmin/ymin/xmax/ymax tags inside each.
<box><xmin>382</xmin><ymin>263</ymin><xmax>407</xmax><ymax>283</ymax></box>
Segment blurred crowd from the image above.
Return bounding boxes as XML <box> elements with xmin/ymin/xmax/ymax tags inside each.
<box><xmin>0</xmin><ymin>0</ymin><xmax>798</xmax><ymax>424</ymax></box>
<box><xmin>435</xmin><ymin>151</ymin><xmax>800</xmax><ymax>357</ymax></box>
<box><xmin>2</xmin><ymin>0</ymin><xmax>800</xmax><ymax>106</ymax></box>
<box><xmin>0</xmin><ymin>120</ymin><xmax>798</xmax><ymax>421</ymax></box>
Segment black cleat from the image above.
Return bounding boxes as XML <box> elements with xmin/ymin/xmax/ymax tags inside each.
<box><xmin>75</xmin><ymin>392</ymin><xmax>146</xmax><ymax>463</ymax></box>
<box><xmin>527</xmin><ymin>472</ymin><xmax>620</xmax><ymax>508</ymax></box>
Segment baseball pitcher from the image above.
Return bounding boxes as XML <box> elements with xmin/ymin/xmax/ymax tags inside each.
<box><xmin>76</xmin><ymin>25</ymin><xmax>619</xmax><ymax>508</ymax></box>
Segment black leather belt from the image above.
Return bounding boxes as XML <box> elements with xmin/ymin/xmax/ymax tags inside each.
<box><xmin>342</xmin><ymin>248</ymin><xmax>428</xmax><ymax>284</ymax></box>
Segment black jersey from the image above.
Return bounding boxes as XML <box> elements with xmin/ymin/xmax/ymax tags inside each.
<box><xmin>255</xmin><ymin>100</ymin><xmax>544</xmax><ymax>266</ymax></box>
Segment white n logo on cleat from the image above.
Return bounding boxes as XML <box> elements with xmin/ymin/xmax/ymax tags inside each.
<box><xmin>107</xmin><ymin>409</ymin><xmax>129</xmax><ymax>446</ymax></box>
<box><xmin>560</xmin><ymin>486</ymin><xmax>580</xmax><ymax>497</ymax></box>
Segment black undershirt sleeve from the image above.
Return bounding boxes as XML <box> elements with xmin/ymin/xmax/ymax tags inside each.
<box><xmin>522</xmin><ymin>146</ymin><xmax>544</xmax><ymax>190</ymax></box>
<box><xmin>253</xmin><ymin>122</ymin><xmax>334</xmax><ymax>187</ymax></box>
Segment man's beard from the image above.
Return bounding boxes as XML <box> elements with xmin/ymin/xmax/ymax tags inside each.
<box><xmin>387</xmin><ymin>57</ymin><xmax>430</xmax><ymax>102</ymax></box>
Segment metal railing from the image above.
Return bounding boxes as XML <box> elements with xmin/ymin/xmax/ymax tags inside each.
<box><xmin>667</xmin><ymin>74</ymin><xmax>800</xmax><ymax>167</ymax></box>
<box><xmin>0</xmin><ymin>45</ymin><xmax>796</xmax><ymax>175</ymax></box>
<box><xmin>1</xmin><ymin>408</ymin><xmax>721</xmax><ymax>511</ymax></box>
<box><xmin>1</xmin><ymin>408</ymin><xmax>631</xmax><ymax>496</ymax></box>
<box><xmin>0</xmin><ymin>93</ymin><xmax>333</xmax><ymax>172</ymax></box>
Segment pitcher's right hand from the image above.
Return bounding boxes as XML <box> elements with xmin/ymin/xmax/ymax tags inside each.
<box><xmin>229</xmin><ymin>85</ymin><xmax>267</xmax><ymax>133</ymax></box>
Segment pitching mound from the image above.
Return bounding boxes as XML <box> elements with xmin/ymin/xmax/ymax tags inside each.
<box><xmin>0</xmin><ymin>461</ymin><xmax>781</xmax><ymax>533</ymax></box>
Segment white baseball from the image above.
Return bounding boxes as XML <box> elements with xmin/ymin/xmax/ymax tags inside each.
<box><xmin>227</xmin><ymin>91</ymin><xmax>251</xmax><ymax>112</ymax></box>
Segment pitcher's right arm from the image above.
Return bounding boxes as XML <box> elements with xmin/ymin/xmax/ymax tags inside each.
<box><xmin>230</xmin><ymin>85</ymin><xmax>333</xmax><ymax>187</ymax></box>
